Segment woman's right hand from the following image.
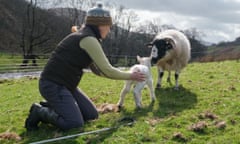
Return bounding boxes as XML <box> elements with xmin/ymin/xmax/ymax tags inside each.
<box><xmin>130</xmin><ymin>71</ymin><xmax>146</xmax><ymax>82</ymax></box>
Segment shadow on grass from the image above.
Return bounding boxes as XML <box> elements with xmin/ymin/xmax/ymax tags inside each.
<box><xmin>119</xmin><ymin>85</ymin><xmax>197</xmax><ymax>119</ymax></box>
<box><xmin>153</xmin><ymin>85</ymin><xmax>198</xmax><ymax>118</ymax></box>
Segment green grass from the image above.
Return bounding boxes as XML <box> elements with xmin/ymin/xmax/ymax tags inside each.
<box><xmin>0</xmin><ymin>60</ymin><xmax>240</xmax><ymax>144</ymax></box>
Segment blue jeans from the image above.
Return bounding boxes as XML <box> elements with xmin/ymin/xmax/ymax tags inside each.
<box><xmin>39</xmin><ymin>79</ymin><xmax>98</xmax><ymax>130</ymax></box>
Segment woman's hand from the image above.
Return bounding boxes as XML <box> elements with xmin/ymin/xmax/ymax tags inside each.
<box><xmin>130</xmin><ymin>71</ymin><xmax>146</xmax><ymax>82</ymax></box>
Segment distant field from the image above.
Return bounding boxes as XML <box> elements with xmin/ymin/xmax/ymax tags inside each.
<box><xmin>0</xmin><ymin>60</ymin><xmax>240</xmax><ymax>143</ymax></box>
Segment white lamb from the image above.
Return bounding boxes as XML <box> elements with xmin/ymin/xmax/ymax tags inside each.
<box><xmin>147</xmin><ymin>29</ymin><xmax>191</xmax><ymax>90</ymax></box>
<box><xmin>117</xmin><ymin>56</ymin><xmax>156</xmax><ymax>108</ymax></box>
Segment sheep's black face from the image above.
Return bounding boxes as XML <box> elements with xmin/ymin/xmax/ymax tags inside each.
<box><xmin>149</xmin><ymin>39</ymin><xmax>173</xmax><ymax>64</ymax></box>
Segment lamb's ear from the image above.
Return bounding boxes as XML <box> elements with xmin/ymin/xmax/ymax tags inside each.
<box><xmin>149</xmin><ymin>55</ymin><xmax>153</xmax><ymax>59</ymax></box>
<box><xmin>137</xmin><ymin>55</ymin><xmax>141</xmax><ymax>62</ymax></box>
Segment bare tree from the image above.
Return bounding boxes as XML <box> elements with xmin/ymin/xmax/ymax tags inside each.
<box><xmin>183</xmin><ymin>28</ymin><xmax>207</xmax><ymax>59</ymax></box>
<box><xmin>104</xmin><ymin>4</ymin><xmax>125</xmax><ymax>57</ymax></box>
<box><xmin>122</xmin><ymin>10</ymin><xmax>139</xmax><ymax>57</ymax></box>
<box><xmin>148</xmin><ymin>18</ymin><xmax>163</xmax><ymax>34</ymax></box>
<box><xmin>183</xmin><ymin>27</ymin><xmax>205</xmax><ymax>41</ymax></box>
<box><xmin>63</xmin><ymin>0</ymin><xmax>95</xmax><ymax>26</ymax></box>
<box><xmin>41</xmin><ymin>0</ymin><xmax>94</xmax><ymax>28</ymax></box>
<box><xmin>20</xmin><ymin>0</ymin><xmax>50</xmax><ymax>66</ymax></box>
<box><xmin>67</xmin><ymin>0</ymin><xmax>84</xmax><ymax>25</ymax></box>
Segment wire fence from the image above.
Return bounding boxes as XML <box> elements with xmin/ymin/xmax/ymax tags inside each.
<box><xmin>0</xmin><ymin>54</ymin><xmax>139</xmax><ymax>74</ymax></box>
<box><xmin>0</xmin><ymin>59</ymin><xmax>47</xmax><ymax>73</ymax></box>
<box><xmin>0</xmin><ymin>51</ymin><xmax>239</xmax><ymax>74</ymax></box>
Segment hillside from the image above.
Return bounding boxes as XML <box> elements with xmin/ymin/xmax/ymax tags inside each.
<box><xmin>0</xmin><ymin>0</ymin><xmax>71</xmax><ymax>54</ymax></box>
<box><xmin>197</xmin><ymin>37</ymin><xmax>240</xmax><ymax>62</ymax></box>
<box><xmin>0</xmin><ymin>0</ymin><xmax>27</xmax><ymax>52</ymax></box>
<box><xmin>0</xmin><ymin>0</ymin><xmax>239</xmax><ymax>62</ymax></box>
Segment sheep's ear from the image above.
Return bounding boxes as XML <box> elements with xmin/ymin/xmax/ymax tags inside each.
<box><xmin>166</xmin><ymin>43</ymin><xmax>173</xmax><ymax>50</ymax></box>
<box><xmin>146</xmin><ymin>43</ymin><xmax>153</xmax><ymax>48</ymax></box>
<box><xmin>165</xmin><ymin>38</ymin><xmax>175</xmax><ymax>49</ymax></box>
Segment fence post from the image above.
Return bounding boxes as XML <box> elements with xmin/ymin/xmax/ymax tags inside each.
<box><xmin>125</xmin><ymin>56</ymin><xmax>128</xmax><ymax>66</ymax></box>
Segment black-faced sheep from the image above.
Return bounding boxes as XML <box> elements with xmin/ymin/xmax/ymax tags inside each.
<box><xmin>147</xmin><ymin>29</ymin><xmax>191</xmax><ymax>90</ymax></box>
<box><xmin>117</xmin><ymin>56</ymin><xmax>156</xmax><ymax>108</ymax></box>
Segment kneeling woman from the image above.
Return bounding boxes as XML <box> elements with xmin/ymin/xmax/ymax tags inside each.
<box><xmin>25</xmin><ymin>3</ymin><xmax>145</xmax><ymax>131</ymax></box>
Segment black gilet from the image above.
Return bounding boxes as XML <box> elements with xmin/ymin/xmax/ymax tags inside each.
<box><xmin>41</xmin><ymin>26</ymin><xmax>100</xmax><ymax>92</ymax></box>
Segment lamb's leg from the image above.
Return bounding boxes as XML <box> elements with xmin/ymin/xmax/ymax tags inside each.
<box><xmin>147</xmin><ymin>78</ymin><xmax>156</xmax><ymax>103</ymax></box>
<box><xmin>117</xmin><ymin>81</ymin><xmax>131</xmax><ymax>107</ymax></box>
<box><xmin>174</xmin><ymin>70</ymin><xmax>180</xmax><ymax>90</ymax></box>
<box><xmin>167</xmin><ymin>71</ymin><xmax>171</xmax><ymax>83</ymax></box>
<box><xmin>133</xmin><ymin>82</ymin><xmax>145</xmax><ymax>108</ymax></box>
<box><xmin>156</xmin><ymin>68</ymin><xmax>164</xmax><ymax>89</ymax></box>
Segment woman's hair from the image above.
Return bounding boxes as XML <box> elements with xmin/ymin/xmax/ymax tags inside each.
<box><xmin>85</xmin><ymin>24</ymin><xmax>102</xmax><ymax>40</ymax></box>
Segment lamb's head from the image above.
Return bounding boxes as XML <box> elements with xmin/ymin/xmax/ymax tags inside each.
<box><xmin>136</xmin><ymin>55</ymin><xmax>152</xmax><ymax>69</ymax></box>
<box><xmin>147</xmin><ymin>38</ymin><xmax>175</xmax><ymax>64</ymax></box>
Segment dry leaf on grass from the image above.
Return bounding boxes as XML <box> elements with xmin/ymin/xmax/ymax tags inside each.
<box><xmin>215</xmin><ymin>121</ymin><xmax>227</xmax><ymax>129</ymax></box>
<box><xmin>189</xmin><ymin>121</ymin><xmax>208</xmax><ymax>132</ymax></box>
<box><xmin>0</xmin><ymin>132</ymin><xmax>21</xmax><ymax>141</ymax></box>
<box><xmin>204</xmin><ymin>112</ymin><xmax>218</xmax><ymax>120</ymax></box>
<box><xmin>97</xmin><ymin>103</ymin><xmax>120</xmax><ymax>114</ymax></box>
<box><xmin>172</xmin><ymin>132</ymin><xmax>187</xmax><ymax>142</ymax></box>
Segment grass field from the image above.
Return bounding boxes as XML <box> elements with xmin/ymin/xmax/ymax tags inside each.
<box><xmin>0</xmin><ymin>60</ymin><xmax>240</xmax><ymax>144</ymax></box>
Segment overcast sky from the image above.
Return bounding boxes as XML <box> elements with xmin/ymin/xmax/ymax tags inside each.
<box><xmin>103</xmin><ymin>0</ymin><xmax>240</xmax><ymax>43</ymax></box>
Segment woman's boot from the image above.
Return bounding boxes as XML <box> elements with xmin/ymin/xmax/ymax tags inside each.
<box><xmin>25</xmin><ymin>103</ymin><xmax>58</xmax><ymax>131</ymax></box>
